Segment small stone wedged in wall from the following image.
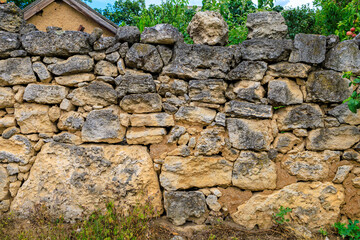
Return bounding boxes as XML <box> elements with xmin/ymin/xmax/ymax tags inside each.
<box><xmin>227</xmin><ymin>61</ymin><xmax>268</xmax><ymax>81</ymax></box>
<box><xmin>115</xmin><ymin>70</ymin><xmax>156</xmax><ymax>98</ymax></box>
<box><xmin>125</xmin><ymin>43</ymin><xmax>164</xmax><ymax>73</ymax></box>
<box><xmin>268</xmin><ymin>78</ymin><xmax>303</xmax><ymax>106</ymax></box>
<box><xmin>48</xmin><ymin>55</ymin><xmax>94</xmax><ymax>76</ymax></box>
<box><xmin>141</xmin><ymin>24</ymin><xmax>184</xmax><ymax>45</ymax></box>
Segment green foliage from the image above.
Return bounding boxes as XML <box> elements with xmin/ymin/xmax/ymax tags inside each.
<box><xmin>342</xmin><ymin>71</ymin><xmax>360</xmax><ymax>113</ymax></box>
<box><xmin>272</xmin><ymin>206</ymin><xmax>292</xmax><ymax>225</ymax></box>
<box><xmin>319</xmin><ymin>228</ymin><xmax>328</xmax><ymax>236</ymax></box>
<box><xmin>333</xmin><ymin>219</ymin><xmax>360</xmax><ymax>240</ymax></box>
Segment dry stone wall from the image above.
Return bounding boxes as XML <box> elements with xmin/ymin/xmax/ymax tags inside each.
<box><xmin>1</xmin><ymin>3</ymin><xmax>360</xmax><ymax>234</ymax></box>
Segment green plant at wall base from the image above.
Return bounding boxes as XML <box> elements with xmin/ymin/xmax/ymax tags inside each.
<box><xmin>342</xmin><ymin>71</ymin><xmax>360</xmax><ymax>113</ymax></box>
<box><xmin>333</xmin><ymin>220</ymin><xmax>360</xmax><ymax>240</ymax></box>
<box><xmin>319</xmin><ymin>228</ymin><xmax>328</xmax><ymax>236</ymax></box>
<box><xmin>272</xmin><ymin>206</ymin><xmax>292</xmax><ymax>225</ymax></box>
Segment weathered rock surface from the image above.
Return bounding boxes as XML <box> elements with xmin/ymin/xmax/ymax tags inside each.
<box><xmin>189</xmin><ymin>79</ymin><xmax>227</xmax><ymax>104</ymax></box>
<box><xmin>0</xmin><ymin>165</ymin><xmax>8</xmax><ymax>201</ymax></box>
<box><xmin>141</xmin><ymin>24</ymin><xmax>183</xmax><ymax>45</ymax></box>
<box><xmin>0</xmin><ymin>57</ymin><xmax>36</xmax><ymax>86</ymax></box>
<box><xmin>115</xmin><ymin>70</ymin><xmax>155</xmax><ymax>98</ymax></box>
<box><xmin>130</xmin><ymin>113</ymin><xmax>174</xmax><ymax>127</ymax></box>
<box><xmin>162</xmin><ymin>43</ymin><xmax>233</xmax><ymax>80</ymax></box>
<box><xmin>227</xmin><ymin>118</ymin><xmax>274</xmax><ymax>150</ymax></box>
<box><xmin>282</xmin><ymin>151</ymin><xmax>340</xmax><ymax>181</ymax></box>
<box><xmin>268</xmin><ymin>62</ymin><xmax>311</xmax><ymax>78</ymax></box>
<box><xmin>225</xmin><ymin>101</ymin><xmax>273</xmax><ymax>118</ymax></box>
<box><xmin>32</xmin><ymin>62</ymin><xmax>51</xmax><ymax>82</ymax></box>
<box><xmin>240</xmin><ymin>39</ymin><xmax>292</xmax><ymax>61</ymax></box>
<box><xmin>232</xmin><ymin>151</ymin><xmax>277</xmax><ymax>191</ymax></box>
<box><xmin>227</xmin><ymin>61</ymin><xmax>268</xmax><ymax>81</ymax></box>
<box><xmin>82</xmin><ymin>108</ymin><xmax>126</xmax><ymax>143</ymax></box>
<box><xmin>94</xmin><ymin>60</ymin><xmax>117</xmax><ymax>77</ymax></box>
<box><xmin>306</xmin><ymin>70</ymin><xmax>352</xmax><ymax>103</ymax></box>
<box><xmin>333</xmin><ymin>165</ymin><xmax>353</xmax><ymax>184</ymax></box>
<box><xmin>175</xmin><ymin>106</ymin><xmax>216</xmax><ymax>124</ymax></box>
<box><xmin>289</xmin><ymin>34</ymin><xmax>327</xmax><ymax>64</ymax></box>
<box><xmin>21</xmin><ymin>31</ymin><xmax>91</xmax><ymax>57</ymax></box>
<box><xmin>160</xmin><ymin>156</ymin><xmax>233</xmax><ymax>190</ymax></box>
<box><xmin>268</xmin><ymin>78</ymin><xmax>303</xmax><ymax>105</ymax></box>
<box><xmin>115</xmin><ymin>26</ymin><xmax>140</xmax><ymax>44</ymax></box>
<box><xmin>187</xmin><ymin>11</ymin><xmax>228</xmax><ymax>46</ymax></box>
<box><xmin>0</xmin><ymin>87</ymin><xmax>14</xmax><ymax>108</ymax></box>
<box><xmin>164</xmin><ymin>191</ymin><xmax>207</xmax><ymax>226</ymax></box>
<box><xmin>325</xmin><ymin>40</ymin><xmax>360</xmax><ymax>74</ymax></box>
<box><xmin>125</xmin><ymin>43</ymin><xmax>163</xmax><ymax>73</ymax></box>
<box><xmin>93</xmin><ymin>37</ymin><xmax>115</xmax><ymax>51</ymax></box>
<box><xmin>48</xmin><ymin>55</ymin><xmax>94</xmax><ymax>76</ymax></box>
<box><xmin>156</xmin><ymin>45</ymin><xmax>173</xmax><ymax>65</ymax></box>
<box><xmin>55</xmin><ymin>73</ymin><xmax>95</xmax><ymax>87</ymax></box>
<box><xmin>23</xmin><ymin>84</ymin><xmax>68</xmax><ymax>104</ymax></box>
<box><xmin>232</xmin><ymin>81</ymin><xmax>265</xmax><ymax>102</ymax></box>
<box><xmin>329</xmin><ymin>103</ymin><xmax>360</xmax><ymax>125</ymax></box>
<box><xmin>11</xmin><ymin>143</ymin><xmax>163</xmax><ymax>221</ymax></box>
<box><xmin>120</xmin><ymin>93</ymin><xmax>162</xmax><ymax>113</ymax></box>
<box><xmin>0</xmin><ymin>135</ymin><xmax>34</xmax><ymax>165</ymax></box>
<box><xmin>195</xmin><ymin>127</ymin><xmax>225</xmax><ymax>156</ymax></box>
<box><xmin>0</xmin><ymin>31</ymin><xmax>20</xmax><ymax>54</ymax></box>
<box><xmin>275</xmin><ymin>104</ymin><xmax>324</xmax><ymax>131</ymax></box>
<box><xmin>14</xmin><ymin>103</ymin><xmax>56</xmax><ymax>134</ymax></box>
<box><xmin>246</xmin><ymin>11</ymin><xmax>288</xmax><ymax>39</ymax></box>
<box><xmin>231</xmin><ymin>182</ymin><xmax>344</xmax><ymax>230</ymax></box>
<box><xmin>307</xmin><ymin>126</ymin><xmax>360</xmax><ymax>150</ymax></box>
<box><xmin>273</xmin><ymin>133</ymin><xmax>301</xmax><ymax>153</ymax></box>
<box><xmin>70</xmin><ymin>81</ymin><xmax>117</xmax><ymax>107</ymax></box>
<box><xmin>126</xmin><ymin>127</ymin><xmax>166</xmax><ymax>145</ymax></box>
<box><xmin>0</xmin><ymin>3</ymin><xmax>24</xmax><ymax>33</ymax></box>
<box><xmin>57</xmin><ymin>111</ymin><xmax>84</xmax><ymax>132</ymax></box>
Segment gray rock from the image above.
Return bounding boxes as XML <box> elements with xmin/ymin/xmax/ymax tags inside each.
<box><xmin>214</xmin><ymin>112</ymin><xmax>226</xmax><ymax>127</ymax></box>
<box><xmin>333</xmin><ymin>165</ymin><xmax>353</xmax><ymax>184</ymax></box>
<box><xmin>156</xmin><ymin>45</ymin><xmax>173</xmax><ymax>65</ymax></box>
<box><xmin>289</xmin><ymin>34</ymin><xmax>326</xmax><ymax>64</ymax></box>
<box><xmin>23</xmin><ymin>84</ymin><xmax>68</xmax><ymax>104</ymax></box>
<box><xmin>189</xmin><ymin>79</ymin><xmax>227</xmax><ymax>104</ymax></box>
<box><xmin>115</xmin><ymin>70</ymin><xmax>155</xmax><ymax>98</ymax></box>
<box><xmin>115</xmin><ymin>26</ymin><xmax>140</xmax><ymax>43</ymax></box>
<box><xmin>119</xmin><ymin>42</ymin><xmax>129</xmax><ymax>58</ymax></box>
<box><xmin>7</xmin><ymin>163</ymin><xmax>18</xmax><ymax>175</ymax></box>
<box><xmin>70</xmin><ymin>81</ymin><xmax>117</xmax><ymax>107</ymax></box>
<box><xmin>48</xmin><ymin>55</ymin><xmax>94</xmax><ymax>76</ymax></box>
<box><xmin>21</xmin><ymin>31</ymin><xmax>91</xmax><ymax>57</ymax></box>
<box><xmin>268</xmin><ymin>62</ymin><xmax>312</xmax><ymax>78</ymax></box>
<box><xmin>32</xmin><ymin>62</ymin><xmax>52</xmax><ymax>82</ymax></box>
<box><xmin>246</xmin><ymin>11</ymin><xmax>288</xmax><ymax>39</ymax></box>
<box><xmin>57</xmin><ymin>111</ymin><xmax>84</xmax><ymax>132</ymax></box>
<box><xmin>19</xmin><ymin>23</ymin><xmax>38</xmax><ymax>35</ymax></box>
<box><xmin>275</xmin><ymin>104</ymin><xmax>324</xmax><ymax>131</ymax></box>
<box><xmin>162</xmin><ymin>42</ymin><xmax>234</xmax><ymax>80</ymax></box>
<box><xmin>94</xmin><ymin>37</ymin><xmax>115</xmax><ymax>51</ymax></box>
<box><xmin>2</xmin><ymin>127</ymin><xmax>19</xmax><ymax>139</ymax></box>
<box><xmin>88</xmin><ymin>27</ymin><xmax>103</xmax><ymax>45</ymax></box>
<box><xmin>9</xmin><ymin>49</ymin><xmax>26</xmax><ymax>57</ymax></box>
<box><xmin>105</xmin><ymin>42</ymin><xmax>121</xmax><ymax>54</ymax></box>
<box><xmin>164</xmin><ymin>191</ymin><xmax>207</xmax><ymax>226</ymax></box>
<box><xmin>326</xmin><ymin>34</ymin><xmax>339</xmax><ymax>49</ymax></box>
<box><xmin>268</xmin><ymin>78</ymin><xmax>303</xmax><ymax>105</ymax></box>
<box><xmin>158</xmin><ymin>79</ymin><xmax>188</xmax><ymax>96</ymax></box>
<box><xmin>195</xmin><ymin>127</ymin><xmax>225</xmax><ymax>155</ymax></box>
<box><xmin>53</xmin><ymin>132</ymin><xmax>82</xmax><ymax>145</ymax></box>
<box><xmin>227</xmin><ymin>61</ymin><xmax>267</xmax><ymax>81</ymax></box>
<box><xmin>82</xmin><ymin>109</ymin><xmax>126</xmax><ymax>143</ymax></box>
<box><xmin>0</xmin><ymin>57</ymin><xmax>36</xmax><ymax>86</ymax></box>
<box><xmin>325</xmin><ymin>40</ymin><xmax>360</xmax><ymax>74</ymax></box>
<box><xmin>240</xmin><ymin>39</ymin><xmax>292</xmax><ymax>61</ymax></box>
<box><xmin>120</xmin><ymin>93</ymin><xmax>162</xmax><ymax>113</ymax></box>
<box><xmin>233</xmin><ymin>81</ymin><xmax>265</xmax><ymax>102</ymax></box>
<box><xmin>225</xmin><ymin>100</ymin><xmax>273</xmax><ymax>118</ymax></box>
<box><xmin>94</xmin><ymin>60</ymin><xmax>118</xmax><ymax>77</ymax></box>
<box><xmin>167</xmin><ymin>125</ymin><xmax>186</xmax><ymax>143</ymax></box>
<box><xmin>328</xmin><ymin>103</ymin><xmax>360</xmax><ymax>125</ymax></box>
<box><xmin>0</xmin><ymin>3</ymin><xmax>24</xmax><ymax>33</ymax></box>
<box><xmin>46</xmin><ymin>26</ymin><xmax>62</xmax><ymax>33</ymax></box>
<box><xmin>0</xmin><ymin>31</ymin><xmax>20</xmax><ymax>54</ymax></box>
<box><xmin>125</xmin><ymin>43</ymin><xmax>163</xmax><ymax>73</ymax></box>
<box><xmin>141</xmin><ymin>24</ymin><xmax>183</xmax><ymax>44</ymax></box>
<box><xmin>206</xmin><ymin>195</ymin><xmax>221</xmax><ymax>211</ymax></box>
<box><xmin>226</xmin><ymin>118</ymin><xmax>273</xmax><ymax>150</ymax></box>
<box><xmin>105</xmin><ymin>51</ymin><xmax>120</xmax><ymax>63</ymax></box>
<box><xmin>306</xmin><ymin>70</ymin><xmax>352</xmax><ymax>103</ymax></box>
<box><xmin>0</xmin><ymin>87</ymin><xmax>14</xmax><ymax>108</ymax></box>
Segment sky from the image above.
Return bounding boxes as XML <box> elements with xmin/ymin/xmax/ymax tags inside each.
<box><xmin>89</xmin><ymin>0</ymin><xmax>314</xmax><ymax>10</ymax></box>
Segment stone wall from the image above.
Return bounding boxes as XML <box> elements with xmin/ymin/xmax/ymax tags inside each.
<box><xmin>1</xmin><ymin>3</ymin><xmax>360</xmax><ymax>234</ymax></box>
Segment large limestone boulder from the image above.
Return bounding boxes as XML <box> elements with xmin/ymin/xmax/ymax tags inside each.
<box><xmin>240</xmin><ymin>39</ymin><xmax>292</xmax><ymax>61</ymax></box>
<box><xmin>0</xmin><ymin>3</ymin><xmax>24</xmax><ymax>33</ymax></box>
<box><xmin>187</xmin><ymin>11</ymin><xmax>228</xmax><ymax>46</ymax></box>
<box><xmin>0</xmin><ymin>135</ymin><xmax>34</xmax><ymax>165</ymax></box>
<box><xmin>231</xmin><ymin>182</ymin><xmax>344</xmax><ymax>230</ymax></box>
<box><xmin>0</xmin><ymin>57</ymin><xmax>36</xmax><ymax>86</ymax></box>
<box><xmin>325</xmin><ymin>40</ymin><xmax>360</xmax><ymax>74</ymax></box>
<box><xmin>115</xmin><ymin>70</ymin><xmax>156</xmax><ymax>98</ymax></box>
<box><xmin>164</xmin><ymin>191</ymin><xmax>207</xmax><ymax>226</ymax></box>
<box><xmin>268</xmin><ymin>78</ymin><xmax>303</xmax><ymax>105</ymax></box>
<box><xmin>162</xmin><ymin>43</ymin><xmax>234</xmax><ymax>80</ymax></box>
<box><xmin>246</xmin><ymin>11</ymin><xmax>288</xmax><ymax>39</ymax></box>
<box><xmin>289</xmin><ymin>34</ymin><xmax>327</xmax><ymax>64</ymax></box>
<box><xmin>21</xmin><ymin>31</ymin><xmax>92</xmax><ymax>57</ymax></box>
<box><xmin>160</xmin><ymin>155</ymin><xmax>233</xmax><ymax>190</ymax></box>
<box><xmin>224</xmin><ymin>101</ymin><xmax>273</xmax><ymax>119</ymax></box>
<box><xmin>115</xmin><ymin>26</ymin><xmax>140</xmax><ymax>44</ymax></box>
<box><xmin>189</xmin><ymin>79</ymin><xmax>227</xmax><ymax>104</ymax></box>
<box><xmin>23</xmin><ymin>84</ymin><xmax>68</xmax><ymax>104</ymax></box>
<box><xmin>125</xmin><ymin>43</ymin><xmax>163</xmax><ymax>73</ymax></box>
<box><xmin>306</xmin><ymin>70</ymin><xmax>352</xmax><ymax>103</ymax></box>
<box><xmin>141</xmin><ymin>24</ymin><xmax>183</xmax><ymax>45</ymax></box>
<box><xmin>0</xmin><ymin>31</ymin><xmax>20</xmax><ymax>54</ymax></box>
<box><xmin>227</xmin><ymin>61</ymin><xmax>268</xmax><ymax>81</ymax></box>
<box><xmin>47</xmin><ymin>55</ymin><xmax>94</xmax><ymax>76</ymax></box>
<box><xmin>232</xmin><ymin>151</ymin><xmax>277</xmax><ymax>191</ymax></box>
<box><xmin>11</xmin><ymin>143</ymin><xmax>163</xmax><ymax>221</ymax></box>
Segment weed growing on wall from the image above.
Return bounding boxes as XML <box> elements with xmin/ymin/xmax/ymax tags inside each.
<box><xmin>343</xmin><ymin>71</ymin><xmax>360</xmax><ymax>113</ymax></box>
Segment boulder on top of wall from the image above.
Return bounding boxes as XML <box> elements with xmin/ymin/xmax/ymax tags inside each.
<box><xmin>187</xmin><ymin>11</ymin><xmax>228</xmax><ymax>46</ymax></box>
<box><xmin>246</xmin><ymin>11</ymin><xmax>288</xmax><ymax>40</ymax></box>
<box><xmin>306</xmin><ymin>70</ymin><xmax>352</xmax><ymax>103</ymax></box>
<box><xmin>11</xmin><ymin>143</ymin><xmax>163</xmax><ymax>221</ymax></box>
<box><xmin>125</xmin><ymin>43</ymin><xmax>164</xmax><ymax>73</ymax></box>
<box><xmin>224</xmin><ymin>100</ymin><xmax>273</xmax><ymax>119</ymax></box>
<box><xmin>120</xmin><ymin>93</ymin><xmax>162</xmax><ymax>113</ymax></box>
<box><xmin>115</xmin><ymin>26</ymin><xmax>141</xmax><ymax>43</ymax></box>
<box><xmin>289</xmin><ymin>34</ymin><xmax>327</xmax><ymax>64</ymax></box>
<box><xmin>240</xmin><ymin>39</ymin><xmax>292</xmax><ymax>62</ymax></box>
<box><xmin>162</xmin><ymin>43</ymin><xmax>234</xmax><ymax>80</ymax></box>
<box><xmin>227</xmin><ymin>61</ymin><xmax>268</xmax><ymax>81</ymax></box>
<box><xmin>267</xmin><ymin>62</ymin><xmax>312</xmax><ymax>78</ymax></box>
<box><xmin>275</xmin><ymin>104</ymin><xmax>324</xmax><ymax>131</ymax></box>
<box><xmin>189</xmin><ymin>79</ymin><xmax>227</xmax><ymax>104</ymax></box>
<box><xmin>23</xmin><ymin>84</ymin><xmax>68</xmax><ymax>104</ymax></box>
<box><xmin>307</xmin><ymin>126</ymin><xmax>360</xmax><ymax>150</ymax></box>
<box><xmin>268</xmin><ymin>78</ymin><xmax>303</xmax><ymax>106</ymax></box>
<box><xmin>325</xmin><ymin>40</ymin><xmax>360</xmax><ymax>74</ymax></box>
<box><xmin>328</xmin><ymin>103</ymin><xmax>360</xmax><ymax>125</ymax></box>
<box><xmin>47</xmin><ymin>55</ymin><xmax>94</xmax><ymax>76</ymax></box>
<box><xmin>231</xmin><ymin>182</ymin><xmax>344</xmax><ymax>230</ymax></box>
<box><xmin>115</xmin><ymin>70</ymin><xmax>156</xmax><ymax>98</ymax></box>
<box><xmin>0</xmin><ymin>31</ymin><xmax>20</xmax><ymax>54</ymax></box>
<box><xmin>164</xmin><ymin>191</ymin><xmax>207</xmax><ymax>226</ymax></box>
<box><xmin>93</xmin><ymin>37</ymin><xmax>116</xmax><ymax>51</ymax></box>
<box><xmin>0</xmin><ymin>57</ymin><xmax>36</xmax><ymax>86</ymax></box>
<box><xmin>0</xmin><ymin>3</ymin><xmax>24</xmax><ymax>33</ymax></box>
<box><xmin>141</xmin><ymin>24</ymin><xmax>184</xmax><ymax>45</ymax></box>
<box><xmin>21</xmin><ymin>31</ymin><xmax>91</xmax><ymax>57</ymax></box>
